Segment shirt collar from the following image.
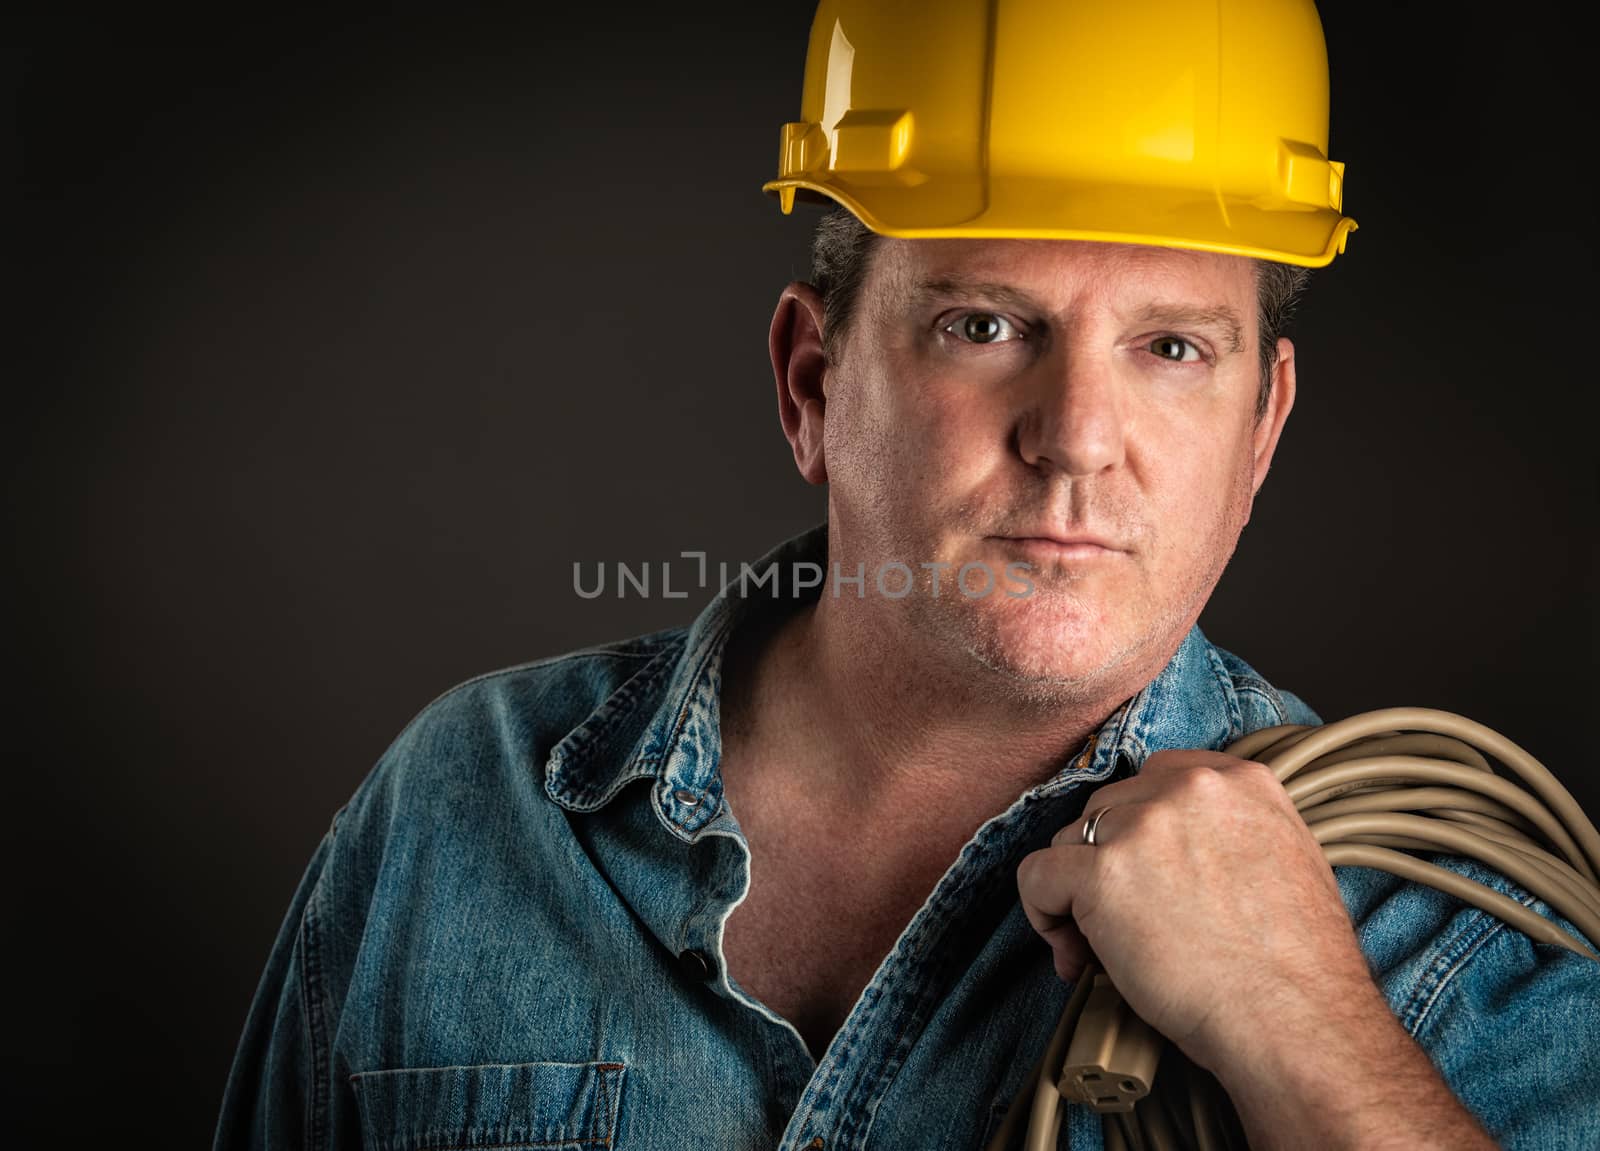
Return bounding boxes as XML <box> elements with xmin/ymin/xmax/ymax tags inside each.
<box><xmin>543</xmin><ymin>520</ymin><xmax>1248</xmax><ymax>832</ymax></box>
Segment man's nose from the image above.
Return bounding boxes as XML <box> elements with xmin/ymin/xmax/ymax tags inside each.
<box><xmin>1013</xmin><ymin>342</ymin><xmax>1127</xmax><ymax>476</ymax></box>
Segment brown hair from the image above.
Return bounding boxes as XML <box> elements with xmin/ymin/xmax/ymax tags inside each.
<box><xmin>808</xmin><ymin>206</ymin><xmax>1311</xmax><ymax>424</ymax></box>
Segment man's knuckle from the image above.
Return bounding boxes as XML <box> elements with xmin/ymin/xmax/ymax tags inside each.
<box><xmin>1237</xmin><ymin>757</ymin><xmax>1278</xmax><ymax>783</ymax></box>
<box><xmin>1016</xmin><ymin>851</ymin><xmax>1041</xmax><ymax>886</ymax></box>
<box><xmin>1176</xmin><ymin>764</ymin><xmax>1226</xmax><ymax>797</ymax></box>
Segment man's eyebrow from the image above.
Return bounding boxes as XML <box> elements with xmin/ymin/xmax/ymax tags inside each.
<box><xmin>1132</xmin><ymin>302</ymin><xmax>1247</xmax><ymax>354</ymax></box>
<box><xmin>909</xmin><ymin>275</ymin><xmax>1044</xmax><ymax>315</ymax></box>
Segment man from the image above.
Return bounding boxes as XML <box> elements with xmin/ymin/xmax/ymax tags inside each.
<box><xmin>214</xmin><ymin>2</ymin><xmax>1598</xmax><ymax>1149</ymax></box>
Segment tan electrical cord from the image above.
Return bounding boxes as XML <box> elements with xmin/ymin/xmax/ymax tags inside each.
<box><xmin>985</xmin><ymin>707</ymin><xmax>1600</xmax><ymax>1151</ymax></box>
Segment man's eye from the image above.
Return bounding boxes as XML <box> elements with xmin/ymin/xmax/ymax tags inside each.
<box><xmin>944</xmin><ymin>312</ymin><xmax>1021</xmax><ymax>344</ymax></box>
<box><xmin>1149</xmin><ymin>335</ymin><xmax>1203</xmax><ymax>363</ymax></box>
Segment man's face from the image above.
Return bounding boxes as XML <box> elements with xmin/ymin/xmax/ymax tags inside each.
<box><xmin>818</xmin><ymin>237</ymin><xmax>1293</xmax><ymax>701</ymax></box>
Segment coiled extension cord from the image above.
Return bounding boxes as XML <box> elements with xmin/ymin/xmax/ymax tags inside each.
<box><xmin>984</xmin><ymin>707</ymin><xmax>1600</xmax><ymax>1151</ymax></box>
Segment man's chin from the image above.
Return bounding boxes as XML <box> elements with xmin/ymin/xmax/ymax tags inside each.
<box><xmin>966</xmin><ymin>641</ymin><xmax>1110</xmax><ymax>689</ymax></box>
<box><xmin>944</xmin><ymin>602</ymin><xmax>1123</xmax><ymax>690</ymax></box>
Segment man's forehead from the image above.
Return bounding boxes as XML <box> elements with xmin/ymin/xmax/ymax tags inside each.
<box><xmin>884</xmin><ymin>236</ymin><xmax>1251</xmax><ymax>296</ymax></box>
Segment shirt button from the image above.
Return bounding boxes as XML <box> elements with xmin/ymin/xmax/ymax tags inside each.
<box><xmin>678</xmin><ymin>948</ymin><xmax>716</xmax><ymax>982</ymax></box>
<box><xmin>672</xmin><ymin>788</ymin><xmax>702</xmax><ymax>807</ymax></box>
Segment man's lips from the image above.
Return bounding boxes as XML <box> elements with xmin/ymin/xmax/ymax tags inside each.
<box><xmin>991</xmin><ymin>533</ymin><xmax>1126</xmax><ymax>553</ymax></box>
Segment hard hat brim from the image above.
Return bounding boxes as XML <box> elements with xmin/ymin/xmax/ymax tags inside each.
<box><xmin>763</xmin><ymin>178</ymin><xmax>1356</xmax><ymax>270</ymax></box>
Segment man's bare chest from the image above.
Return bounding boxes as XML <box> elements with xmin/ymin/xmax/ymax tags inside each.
<box><xmin>720</xmin><ymin>845</ymin><xmax>930</xmax><ymax>1059</ymax></box>
<box><xmin>716</xmin><ymin>788</ymin><xmax>962</xmax><ymax>1058</ymax></box>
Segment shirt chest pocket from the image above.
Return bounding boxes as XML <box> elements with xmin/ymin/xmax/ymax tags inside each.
<box><xmin>349</xmin><ymin>1060</ymin><xmax>627</xmax><ymax>1150</ymax></box>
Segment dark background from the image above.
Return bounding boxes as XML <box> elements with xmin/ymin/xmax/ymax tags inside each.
<box><xmin>13</xmin><ymin>3</ymin><xmax>1595</xmax><ymax>1141</ymax></box>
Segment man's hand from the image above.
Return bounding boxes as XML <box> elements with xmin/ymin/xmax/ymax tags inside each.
<box><xmin>1016</xmin><ymin>749</ymin><xmax>1498</xmax><ymax>1150</ymax></box>
<box><xmin>1016</xmin><ymin>749</ymin><xmax>1370</xmax><ymax>1067</ymax></box>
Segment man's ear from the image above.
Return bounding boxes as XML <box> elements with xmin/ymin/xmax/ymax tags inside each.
<box><xmin>769</xmin><ymin>281</ymin><xmax>829</xmax><ymax>485</ymax></box>
<box><xmin>1250</xmin><ymin>336</ymin><xmax>1297</xmax><ymax>497</ymax></box>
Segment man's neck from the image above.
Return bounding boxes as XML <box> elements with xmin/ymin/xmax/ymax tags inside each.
<box><xmin>719</xmin><ymin>585</ymin><xmax>1167</xmax><ymax>826</ymax></box>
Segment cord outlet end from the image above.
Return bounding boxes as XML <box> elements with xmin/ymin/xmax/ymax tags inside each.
<box><xmin>1057</xmin><ymin>973</ymin><xmax>1163</xmax><ymax>1113</ymax></box>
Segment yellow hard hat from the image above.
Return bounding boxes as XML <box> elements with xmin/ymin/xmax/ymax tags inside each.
<box><xmin>763</xmin><ymin>0</ymin><xmax>1357</xmax><ymax>267</ymax></box>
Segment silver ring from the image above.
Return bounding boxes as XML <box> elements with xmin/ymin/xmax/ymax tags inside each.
<box><xmin>1081</xmin><ymin>806</ymin><xmax>1111</xmax><ymax>846</ymax></box>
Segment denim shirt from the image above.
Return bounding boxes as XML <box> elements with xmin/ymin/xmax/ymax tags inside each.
<box><xmin>214</xmin><ymin>521</ymin><xmax>1600</xmax><ymax>1151</ymax></box>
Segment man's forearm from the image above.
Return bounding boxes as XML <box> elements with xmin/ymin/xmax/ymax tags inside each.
<box><xmin>1205</xmin><ymin>978</ymin><xmax>1497</xmax><ymax>1151</ymax></box>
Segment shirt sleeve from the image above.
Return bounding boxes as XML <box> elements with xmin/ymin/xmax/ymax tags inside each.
<box><xmin>1276</xmin><ymin>686</ymin><xmax>1323</xmax><ymax>727</ymax></box>
<box><xmin>1412</xmin><ymin>914</ymin><xmax>1600</xmax><ymax>1150</ymax></box>
<box><xmin>211</xmin><ymin>818</ymin><xmax>339</xmax><ymax>1151</ymax></box>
